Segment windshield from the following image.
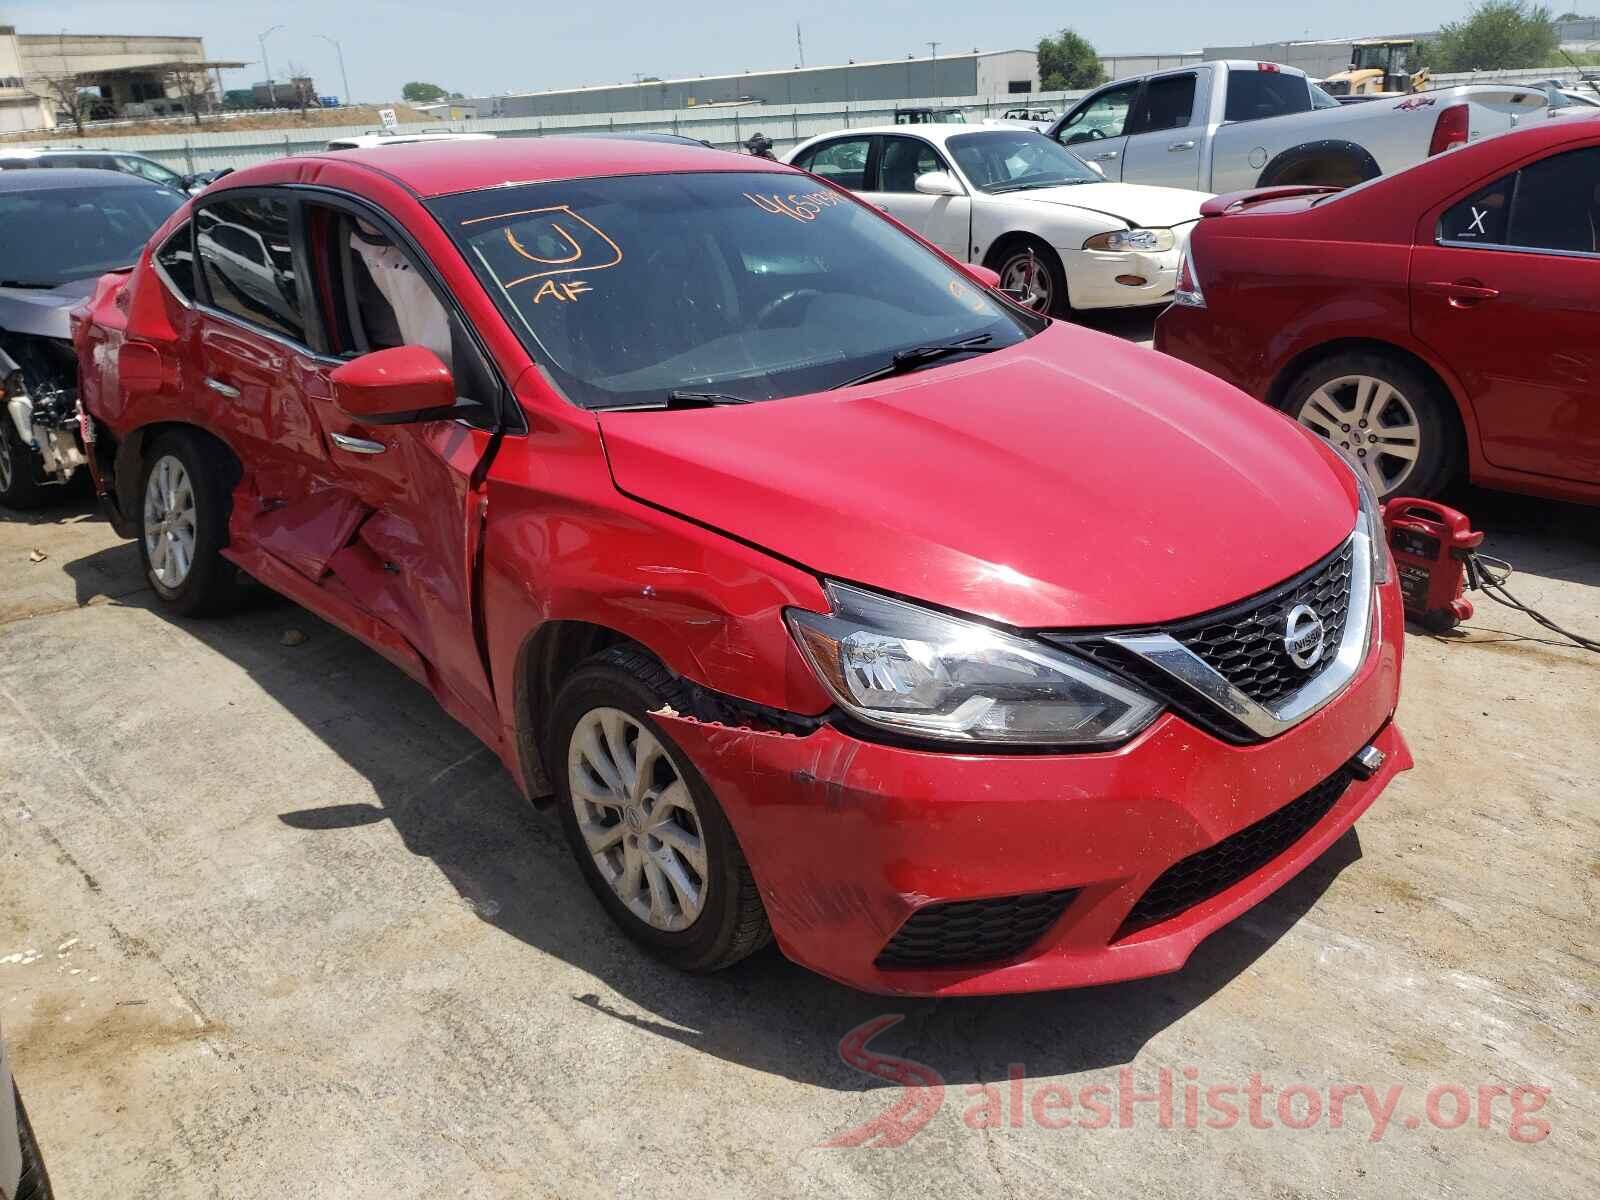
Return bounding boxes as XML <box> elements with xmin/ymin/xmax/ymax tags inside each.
<box><xmin>945</xmin><ymin>131</ymin><xmax>1102</xmax><ymax>193</ymax></box>
<box><xmin>0</xmin><ymin>184</ymin><xmax>182</xmax><ymax>286</ymax></box>
<box><xmin>429</xmin><ymin>171</ymin><xmax>1035</xmax><ymax>409</ymax></box>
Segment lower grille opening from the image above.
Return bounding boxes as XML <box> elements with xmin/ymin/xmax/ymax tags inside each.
<box><xmin>1118</xmin><ymin>767</ymin><xmax>1355</xmax><ymax>938</ymax></box>
<box><xmin>875</xmin><ymin>889</ymin><xmax>1080</xmax><ymax>970</ymax></box>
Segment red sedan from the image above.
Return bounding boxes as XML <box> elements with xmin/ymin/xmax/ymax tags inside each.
<box><xmin>74</xmin><ymin>139</ymin><xmax>1408</xmax><ymax>995</ymax></box>
<box><xmin>1157</xmin><ymin>113</ymin><xmax>1600</xmax><ymax>506</ymax></box>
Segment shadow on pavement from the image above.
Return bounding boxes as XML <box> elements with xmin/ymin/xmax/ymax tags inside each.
<box><xmin>57</xmin><ymin>534</ymin><xmax>1375</xmax><ymax>1094</ymax></box>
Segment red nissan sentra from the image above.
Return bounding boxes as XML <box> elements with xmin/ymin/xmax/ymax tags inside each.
<box><xmin>74</xmin><ymin>139</ymin><xmax>1409</xmax><ymax>995</ymax></box>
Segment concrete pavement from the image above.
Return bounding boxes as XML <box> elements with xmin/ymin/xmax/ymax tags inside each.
<box><xmin>1</xmin><ymin>477</ymin><xmax>1596</xmax><ymax>1198</ymax></box>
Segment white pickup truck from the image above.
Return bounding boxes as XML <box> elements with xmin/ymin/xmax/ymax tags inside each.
<box><xmin>1047</xmin><ymin>60</ymin><xmax>1548</xmax><ymax>190</ymax></box>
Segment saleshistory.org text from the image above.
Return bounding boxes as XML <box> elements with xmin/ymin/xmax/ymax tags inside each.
<box><xmin>824</xmin><ymin>1016</ymin><xmax>1554</xmax><ymax>1149</ymax></box>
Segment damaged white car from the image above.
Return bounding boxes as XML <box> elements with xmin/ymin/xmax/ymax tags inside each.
<box><xmin>1</xmin><ymin>168</ymin><xmax>181</xmax><ymax>508</ymax></box>
<box><xmin>787</xmin><ymin>125</ymin><xmax>1212</xmax><ymax>315</ymax></box>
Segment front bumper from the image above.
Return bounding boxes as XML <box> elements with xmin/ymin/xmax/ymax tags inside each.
<box><xmin>656</xmin><ymin>582</ymin><xmax>1409</xmax><ymax>996</ymax></box>
<box><xmin>1063</xmin><ymin>223</ymin><xmax>1196</xmax><ymax>311</ymax></box>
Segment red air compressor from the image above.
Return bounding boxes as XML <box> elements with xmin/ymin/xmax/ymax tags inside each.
<box><xmin>1382</xmin><ymin>498</ymin><xmax>1483</xmax><ymax>632</ymax></box>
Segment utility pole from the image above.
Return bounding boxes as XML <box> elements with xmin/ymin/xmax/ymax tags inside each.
<box><xmin>259</xmin><ymin>24</ymin><xmax>284</xmax><ymax>104</ymax></box>
<box><xmin>796</xmin><ymin>23</ymin><xmax>804</xmax><ymax>68</ymax></box>
<box><xmin>929</xmin><ymin>41</ymin><xmax>939</xmax><ymax>96</ymax></box>
<box><xmin>316</xmin><ymin>34</ymin><xmax>350</xmax><ymax>106</ymax></box>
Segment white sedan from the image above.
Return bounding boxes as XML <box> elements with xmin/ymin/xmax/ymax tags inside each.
<box><xmin>785</xmin><ymin>125</ymin><xmax>1213</xmax><ymax>315</ymax></box>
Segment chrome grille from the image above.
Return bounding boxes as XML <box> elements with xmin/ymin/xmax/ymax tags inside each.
<box><xmin>1174</xmin><ymin>544</ymin><xmax>1355</xmax><ymax>706</ymax></box>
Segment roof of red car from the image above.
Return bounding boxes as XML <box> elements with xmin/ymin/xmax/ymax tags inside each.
<box><xmin>291</xmin><ymin>137</ymin><xmax>792</xmax><ymax>198</ymax></box>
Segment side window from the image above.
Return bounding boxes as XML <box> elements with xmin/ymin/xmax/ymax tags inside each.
<box><xmin>1224</xmin><ymin>70</ymin><xmax>1313</xmax><ymax>123</ymax></box>
<box><xmin>195</xmin><ymin>194</ymin><xmax>305</xmax><ymax>342</ymax></box>
<box><xmin>1439</xmin><ymin>176</ymin><xmax>1515</xmax><ymax>245</ymax></box>
<box><xmin>1506</xmin><ymin>146</ymin><xmax>1600</xmax><ymax>254</ymax></box>
<box><xmin>154</xmin><ymin>222</ymin><xmax>199</xmax><ymax>301</ymax></box>
<box><xmin>877</xmin><ymin>137</ymin><xmax>948</xmax><ymax>193</ymax></box>
<box><xmin>1127</xmin><ymin>73</ymin><xmax>1197</xmax><ymax>135</ymax></box>
<box><xmin>300</xmin><ymin>201</ymin><xmax>499</xmax><ymax>428</ymax></box>
<box><xmin>1058</xmin><ymin>82</ymin><xmax>1138</xmax><ymax>144</ymax></box>
<box><xmin>797</xmin><ymin>138</ymin><xmax>872</xmax><ymax>190</ymax></box>
<box><xmin>118</xmin><ymin>155</ymin><xmax>183</xmax><ymax>190</ymax></box>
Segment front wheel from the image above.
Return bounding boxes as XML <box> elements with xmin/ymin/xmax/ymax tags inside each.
<box><xmin>993</xmin><ymin>240</ymin><xmax>1068</xmax><ymax>317</ymax></box>
<box><xmin>1281</xmin><ymin>353</ymin><xmax>1457</xmax><ymax>499</ymax></box>
<box><xmin>550</xmin><ymin>646</ymin><xmax>771</xmax><ymax>973</ymax></box>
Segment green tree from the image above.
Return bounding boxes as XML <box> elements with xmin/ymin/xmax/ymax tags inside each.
<box><xmin>1421</xmin><ymin>1</ymin><xmax>1559</xmax><ymax>71</ymax></box>
<box><xmin>401</xmin><ymin>81</ymin><xmax>448</xmax><ymax>103</ymax></box>
<box><xmin>1037</xmin><ymin>29</ymin><xmax>1106</xmax><ymax>91</ymax></box>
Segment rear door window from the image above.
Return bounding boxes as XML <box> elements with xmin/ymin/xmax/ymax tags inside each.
<box><xmin>195</xmin><ymin>194</ymin><xmax>306</xmax><ymax>342</ymax></box>
<box><xmin>154</xmin><ymin>222</ymin><xmax>199</xmax><ymax>300</ymax></box>
<box><xmin>1224</xmin><ymin>70</ymin><xmax>1313</xmax><ymax>122</ymax></box>
<box><xmin>795</xmin><ymin>137</ymin><xmax>873</xmax><ymax>190</ymax></box>
<box><xmin>1506</xmin><ymin>146</ymin><xmax>1600</xmax><ymax>254</ymax></box>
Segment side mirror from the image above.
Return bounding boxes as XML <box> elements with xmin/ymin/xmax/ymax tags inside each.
<box><xmin>961</xmin><ymin>263</ymin><xmax>1002</xmax><ymax>290</ymax></box>
<box><xmin>118</xmin><ymin>341</ymin><xmax>165</xmax><ymax>396</ymax></box>
<box><xmin>331</xmin><ymin>345</ymin><xmax>456</xmax><ymax>425</ymax></box>
<box><xmin>913</xmin><ymin>170</ymin><xmax>963</xmax><ymax>197</ymax></box>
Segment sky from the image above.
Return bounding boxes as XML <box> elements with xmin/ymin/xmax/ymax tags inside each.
<box><xmin>0</xmin><ymin>0</ymin><xmax>1483</xmax><ymax>103</ymax></box>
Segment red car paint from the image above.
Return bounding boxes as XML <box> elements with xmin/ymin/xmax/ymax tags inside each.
<box><xmin>1156</xmin><ymin>113</ymin><xmax>1600</xmax><ymax>507</ymax></box>
<box><xmin>76</xmin><ymin>140</ymin><xmax>1409</xmax><ymax>995</ymax></box>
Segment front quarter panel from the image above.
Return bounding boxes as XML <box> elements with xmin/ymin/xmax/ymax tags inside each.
<box><xmin>482</xmin><ymin>370</ymin><xmax>835</xmax><ymax>792</ymax></box>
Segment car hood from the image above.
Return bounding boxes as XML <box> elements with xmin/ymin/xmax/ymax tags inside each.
<box><xmin>0</xmin><ymin>277</ymin><xmax>99</xmax><ymax>339</ymax></box>
<box><xmin>1008</xmin><ymin>181</ymin><xmax>1211</xmax><ymax>228</ymax></box>
<box><xmin>597</xmin><ymin>323</ymin><xmax>1357</xmax><ymax>629</ymax></box>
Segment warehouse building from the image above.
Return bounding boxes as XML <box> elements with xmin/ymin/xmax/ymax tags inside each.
<box><xmin>0</xmin><ymin>29</ymin><xmax>219</xmax><ymax>133</ymax></box>
<box><xmin>475</xmin><ymin>49</ymin><xmax>1040</xmax><ymax>118</ymax></box>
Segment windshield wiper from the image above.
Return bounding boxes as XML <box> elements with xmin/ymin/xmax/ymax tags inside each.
<box><xmin>830</xmin><ymin>335</ymin><xmax>999</xmax><ymax>390</ymax></box>
<box><xmin>0</xmin><ymin>279</ymin><xmax>61</xmax><ymax>289</ymax></box>
<box><xmin>663</xmin><ymin>390</ymin><xmax>754</xmax><ymax>408</ymax></box>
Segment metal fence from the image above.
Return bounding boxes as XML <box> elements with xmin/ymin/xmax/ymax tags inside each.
<box><xmin>0</xmin><ymin>90</ymin><xmax>1091</xmax><ymax>174</ymax></box>
<box><xmin>4</xmin><ymin>65</ymin><xmax>1579</xmax><ymax>176</ymax></box>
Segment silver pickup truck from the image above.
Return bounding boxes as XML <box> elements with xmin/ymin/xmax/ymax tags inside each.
<box><xmin>1048</xmin><ymin>60</ymin><xmax>1548</xmax><ymax>190</ymax></box>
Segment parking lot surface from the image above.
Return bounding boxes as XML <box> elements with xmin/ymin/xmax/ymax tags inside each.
<box><xmin>2</xmin><ymin>418</ymin><xmax>1597</xmax><ymax>1195</ymax></box>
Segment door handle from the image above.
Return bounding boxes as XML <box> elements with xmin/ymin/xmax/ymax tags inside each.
<box><xmin>204</xmin><ymin>377</ymin><xmax>240</xmax><ymax>399</ymax></box>
<box><xmin>1091</xmin><ymin>150</ymin><xmax>1120</xmax><ymax>160</ymax></box>
<box><xmin>330</xmin><ymin>432</ymin><xmax>386</xmax><ymax>455</ymax></box>
<box><xmin>1421</xmin><ymin>279</ymin><xmax>1500</xmax><ymax>307</ymax></box>
<box><xmin>1168</xmin><ymin>140</ymin><xmax>1196</xmax><ymax>151</ymax></box>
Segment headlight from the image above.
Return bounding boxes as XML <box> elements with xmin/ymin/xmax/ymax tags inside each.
<box><xmin>1338</xmin><ymin>451</ymin><xmax>1394</xmax><ymax>585</ymax></box>
<box><xmin>1082</xmin><ymin>228</ymin><xmax>1176</xmax><ymax>252</ymax></box>
<box><xmin>785</xmin><ymin>582</ymin><xmax>1162</xmax><ymax>745</ymax></box>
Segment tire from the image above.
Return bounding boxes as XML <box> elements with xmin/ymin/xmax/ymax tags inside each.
<box><xmin>1280</xmin><ymin>351</ymin><xmax>1458</xmax><ymax>500</ymax></box>
<box><xmin>990</xmin><ymin>238</ymin><xmax>1069</xmax><ymax>317</ymax></box>
<box><xmin>0</xmin><ymin>407</ymin><xmax>49</xmax><ymax>510</ymax></box>
<box><xmin>136</xmin><ymin>431</ymin><xmax>244</xmax><ymax>617</ymax></box>
<box><xmin>549</xmin><ymin>645</ymin><xmax>771</xmax><ymax>973</ymax></box>
<box><xmin>14</xmin><ymin>1086</ymin><xmax>56</xmax><ymax>1200</ymax></box>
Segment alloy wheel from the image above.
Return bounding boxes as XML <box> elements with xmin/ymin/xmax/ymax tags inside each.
<box><xmin>998</xmin><ymin>251</ymin><xmax>1053</xmax><ymax>313</ymax></box>
<box><xmin>1295</xmin><ymin>374</ymin><xmax>1422</xmax><ymax>497</ymax></box>
<box><xmin>143</xmin><ymin>454</ymin><xmax>198</xmax><ymax>589</ymax></box>
<box><xmin>567</xmin><ymin>707</ymin><xmax>708</xmax><ymax>932</ymax></box>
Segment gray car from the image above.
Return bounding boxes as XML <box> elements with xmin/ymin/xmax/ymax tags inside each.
<box><xmin>0</xmin><ymin>168</ymin><xmax>183</xmax><ymax>509</ymax></box>
<box><xmin>1</xmin><ymin>1029</ymin><xmax>52</xmax><ymax>1199</ymax></box>
<box><xmin>0</xmin><ymin>146</ymin><xmax>197</xmax><ymax>194</ymax></box>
